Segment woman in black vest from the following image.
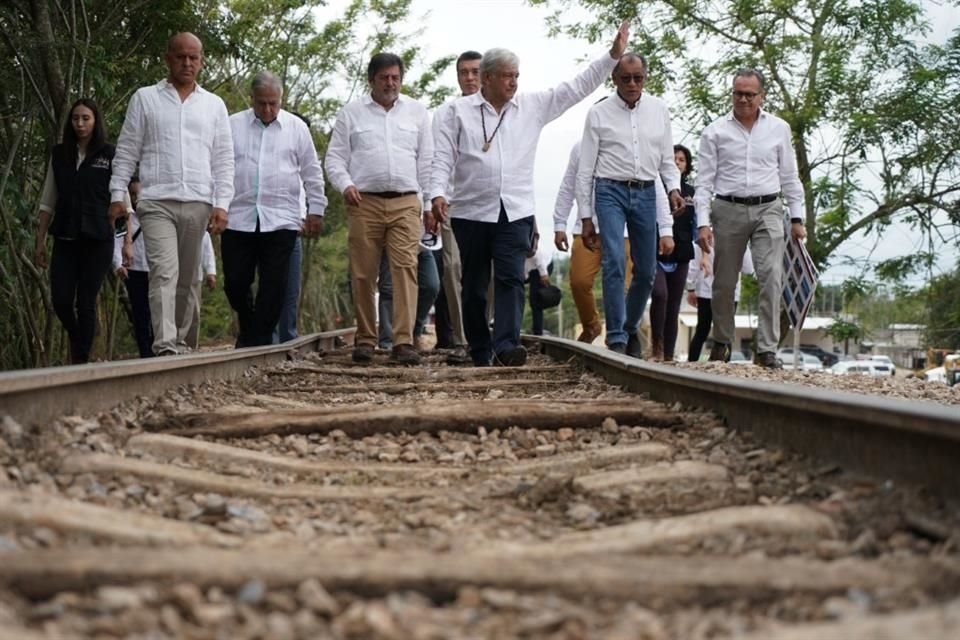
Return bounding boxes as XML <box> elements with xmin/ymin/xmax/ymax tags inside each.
<box><xmin>649</xmin><ymin>144</ymin><xmax>697</xmax><ymax>362</ymax></box>
<box><xmin>34</xmin><ymin>98</ymin><xmax>117</xmax><ymax>364</ymax></box>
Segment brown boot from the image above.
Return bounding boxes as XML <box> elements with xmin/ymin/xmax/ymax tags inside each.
<box><xmin>577</xmin><ymin>322</ymin><xmax>602</xmax><ymax>344</ymax></box>
<box><xmin>649</xmin><ymin>336</ymin><xmax>664</xmax><ymax>362</ymax></box>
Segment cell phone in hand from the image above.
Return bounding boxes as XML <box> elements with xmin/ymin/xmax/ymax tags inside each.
<box><xmin>114</xmin><ymin>217</ymin><xmax>127</xmax><ymax>238</ymax></box>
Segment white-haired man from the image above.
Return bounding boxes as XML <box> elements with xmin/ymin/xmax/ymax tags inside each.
<box><xmin>430</xmin><ymin>21</ymin><xmax>630</xmax><ymax>367</ymax></box>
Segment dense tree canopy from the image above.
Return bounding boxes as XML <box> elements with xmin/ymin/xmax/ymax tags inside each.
<box><xmin>529</xmin><ymin>0</ymin><xmax>960</xmax><ymax>277</ymax></box>
<box><xmin>0</xmin><ymin>0</ymin><xmax>450</xmax><ymax>370</ymax></box>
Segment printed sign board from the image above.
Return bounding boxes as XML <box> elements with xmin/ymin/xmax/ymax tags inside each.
<box><xmin>782</xmin><ymin>237</ymin><xmax>818</xmax><ymax>329</ymax></box>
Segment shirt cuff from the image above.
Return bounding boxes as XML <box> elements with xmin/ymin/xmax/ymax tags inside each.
<box><xmin>658</xmin><ymin>227</ymin><xmax>674</xmax><ymax>238</ymax></box>
<box><xmin>553</xmin><ymin>223</ymin><xmax>566</xmax><ymax>232</ymax></box>
<box><xmin>212</xmin><ymin>199</ymin><xmax>231</xmax><ymax>210</ymax></box>
<box><xmin>111</xmin><ymin>190</ymin><xmax>127</xmax><ymax>203</ymax></box>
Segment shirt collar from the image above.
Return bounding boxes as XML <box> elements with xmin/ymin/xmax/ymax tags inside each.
<box><xmin>725</xmin><ymin>106</ymin><xmax>768</xmax><ymax>122</ymax></box>
<box><xmin>248</xmin><ymin>108</ymin><xmax>285</xmax><ymax>129</ymax></box>
<box><xmin>158</xmin><ymin>78</ymin><xmax>204</xmax><ymax>96</ymax></box>
<box><xmin>614</xmin><ymin>92</ymin><xmax>642</xmax><ymax>110</ymax></box>
<box><xmin>362</xmin><ymin>93</ymin><xmax>404</xmax><ymax>111</ymax></box>
<box><xmin>470</xmin><ymin>91</ymin><xmax>519</xmax><ymax>113</ymax></box>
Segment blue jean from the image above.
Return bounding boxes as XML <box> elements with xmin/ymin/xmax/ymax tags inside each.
<box><xmin>379</xmin><ymin>249</ymin><xmax>442</xmax><ymax>343</ymax></box>
<box><xmin>595</xmin><ymin>178</ymin><xmax>658</xmax><ymax>346</ymax></box>
<box><xmin>272</xmin><ymin>236</ymin><xmax>301</xmax><ymax>344</ymax></box>
<box><xmin>452</xmin><ymin>205</ymin><xmax>533</xmax><ymax>364</ymax></box>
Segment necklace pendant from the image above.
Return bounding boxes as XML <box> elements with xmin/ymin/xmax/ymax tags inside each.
<box><xmin>482</xmin><ymin>142</ymin><xmax>490</xmax><ymax>153</ymax></box>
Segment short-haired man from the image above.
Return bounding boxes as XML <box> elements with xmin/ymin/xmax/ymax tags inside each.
<box><xmin>431</xmin><ymin>22</ymin><xmax>630</xmax><ymax>367</ymax></box>
<box><xmin>430</xmin><ymin>50</ymin><xmax>483</xmax><ymax>364</ymax></box>
<box><xmin>109</xmin><ymin>32</ymin><xmax>234</xmax><ymax>356</ymax></box>
<box><xmin>577</xmin><ymin>53</ymin><xmax>683</xmax><ymax>357</ymax></box>
<box><xmin>326</xmin><ymin>53</ymin><xmax>433</xmax><ymax>365</ymax></box>
<box><xmin>224</xmin><ymin>71</ymin><xmax>327</xmax><ymax>348</ymax></box>
<box><xmin>694</xmin><ymin>68</ymin><xmax>805</xmax><ymax>368</ymax></box>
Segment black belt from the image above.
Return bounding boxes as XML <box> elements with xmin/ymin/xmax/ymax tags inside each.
<box><xmin>362</xmin><ymin>191</ymin><xmax>417</xmax><ymax>199</ymax></box>
<box><xmin>716</xmin><ymin>193</ymin><xmax>779</xmax><ymax>205</ymax></box>
<box><xmin>598</xmin><ymin>177</ymin><xmax>655</xmax><ymax>189</ymax></box>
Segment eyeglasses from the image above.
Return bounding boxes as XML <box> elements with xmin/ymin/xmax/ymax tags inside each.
<box><xmin>732</xmin><ymin>91</ymin><xmax>760</xmax><ymax>100</ymax></box>
<box><xmin>618</xmin><ymin>74</ymin><xmax>646</xmax><ymax>85</ymax></box>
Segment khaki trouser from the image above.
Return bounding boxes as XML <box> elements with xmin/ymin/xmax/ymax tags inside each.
<box><xmin>569</xmin><ymin>235</ymin><xmax>633</xmax><ymax>334</ymax></box>
<box><xmin>137</xmin><ymin>199</ymin><xmax>210</xmax><ymax>354</ymax></box>
<box><xmin>348</xmin><ymin>194</ymin><xmax>420</xmax><ymax>348</ymax></box>
<box><xmin>711</xmin><ymin>197</ymin><xmax>785</xmax><ymax>353</ymax></box>
<box><xmin>439</xmin><ymin>221</ymin><xmax>466</xmax><ymax>347</ymax></box>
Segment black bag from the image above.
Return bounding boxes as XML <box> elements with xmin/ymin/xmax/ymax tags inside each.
<box><xmin>535</xmin><ymin>284</ymin><xmax>562</xmax><ymax>309</ymax></box>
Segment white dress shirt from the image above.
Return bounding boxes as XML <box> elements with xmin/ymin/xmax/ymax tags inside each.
<box><xmin>525</xmin><ymin>243</ymin><xmax>553</xmax><ymax>277</ymax></box>
<box><xmin>325</xmin><ymin>94</ymin><xmax>433</xmax><ymax>209</ymax></box>
<box><xmin>686</xmin><ymin>243</ymin><xmax>755</xmax><ymax>300</ymax></box>
<box><xmin>430</xmin><ymin>52</ymin><xmax>618</xmax><ymax>223</ymax></box>
<box><xmin>693</xmin><ymin>108</ymin><xmax>804</xmax><ymax>227</ymax></box>
<box><xmin>110</xmin><ymin>80</ymin><xmax>234</xmax><ymax>209</ymax></box>
<box><xmin>228</xmin><ymin>109</ymin><xmax>327</xmax><ymax>232</ymax></box>
<box><xmin>112</xmin><ymin>210</ymin><xmax>148</xmax><ymax>273</ymax></box>
<box><xmin>576</xmin><ymin>93</ymin><xmax>679</xmax><ymax>237</ymax></box>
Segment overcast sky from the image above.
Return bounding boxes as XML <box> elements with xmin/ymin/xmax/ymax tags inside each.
<box><xmin>319</xmin><ymin>0</ymin><xmax>959</xmax><ymax>286</ymax></box>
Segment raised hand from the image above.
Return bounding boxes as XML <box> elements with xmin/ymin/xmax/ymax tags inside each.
<box><xmin>610</xmin><ymin>19</ymin><xmax>630</xmax><ymax>59</ymax></box>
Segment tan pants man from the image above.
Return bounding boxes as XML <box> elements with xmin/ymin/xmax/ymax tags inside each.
<box><xmin>569</xmin><ymin>235</ymin><xmax>633</xmax><ymax>342</ymax></box>
<box><xmin>439</xmin><ymin>222</ymin><xmax>467</xmax><ymax>347</ymax></box>
<box><xmin>137</xmin><ymin>199</ymin><xmax>210</xmax><ymax>355</ymax></box>
<box><xmin>348</xmin><ymin>193</ymin><xmax>420</xmax><ymax>348</ymax></box>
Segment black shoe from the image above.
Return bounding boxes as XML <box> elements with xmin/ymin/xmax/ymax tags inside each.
<box><xmin>756</xmin><ymin>351</ymin><xmax>782</xmax><ymax>369</ymax></box>
<box><xmin>352</xmin><ymin>344</ymin><xmax>374</xmax><ymax>363</ymax></box>
<box><xmin>608</xmin><ymin>342</ymin><xmax>627</xmax><ymax>354</ymax></box>
<box><xmin>626</xmin><ymin>333</ymin><xmax>642</xmax><ymax>359</ymax></box>
<box><xmin>390</xmin><ymin>344</ymin><xmax>421</xmax><ymax>365</ymax></box>
<box><xmin>446</xmin><ymin>345</ymin><xmax>470</xmax><ymax>365</ymax></box>
<box><xmin>495</xmin><ymin>346</ymin><xmax>527</xmax><ymax>367</ymax></box>
<box><xmin>708</xmin><ymin>342</ymin><xmax>730</xmax><ymax>362</ymax></box>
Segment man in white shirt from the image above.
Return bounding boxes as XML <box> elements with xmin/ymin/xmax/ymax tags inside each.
<box><xmin>553</xmin><ymin>140</ymin><xmax>634</xmax><ymax>345</ymax></box>
<box><xmin>225</xmin><ymin>71</ymin><xmax>327</xmax><ymax>348</ymax></box>
<box><xmin>430</xmin><ymin>21</ymin><xmax>630</xmax><ymax>367</ymax></box>
<box><xmin>108</xmin><ymin>32</ymin><xmax>234</xmax><ymax>356</ymax></box>
<box><xmin>430</xmin><ymin>50</ymin><xmax>483</xmax><ymax>365</ymax></box>
<box><xmin>326</xmin><ymin>53</ymin><xmax>433</xmax><ymax>366</ymax></box>
<box><xmin>577</xmin><ymin>53</ymin><xmax>683</xmax><ymax>358</ymax></box>
<box><xmin>694</xmin><ymin>68</ymin><xmax>806</xmax><ymax>368</ymax></box>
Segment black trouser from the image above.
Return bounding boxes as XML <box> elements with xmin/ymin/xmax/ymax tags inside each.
<box><xmin>688</xmin><ymin>297</ymin><xmax>737</xmax><ymax>361</ymax></box>
<box><xmin>49</xmin><ymin>237</ymin><xmax>114</xmax><ymax>364</ymax></box>
<box><xmin>222</xmin><ymin>228</ymin><xmax>298</xmax><ymax>348</ymax></box>
<box><xmin>650</xmin><ymin>262</ymin><xmax>690</xmax><ymax>359</ymax></box>
<box><xmin>431</xmin><ymin>248</ymin><xmax>454</xmax><ymax>348</ymax></box>
<box><xmin>124</xmin><ymin>270</ymin><xmax>154</xmax><ymax>358</ymax></box>
<box><xmin>452</xmin><ymin>205</ymin><xmax>533</xmax><ymax>365</ymax></box>
<box><xmin>526</xmin><ymin>262</ymin><xmax>554</xmax><ymax>336</ymax></box>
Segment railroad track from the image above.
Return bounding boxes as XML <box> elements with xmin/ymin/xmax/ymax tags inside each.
<box><xmin>1</xmin><ymin>330</ymin><xmax>958</xmax><ymax>638</ymax></box>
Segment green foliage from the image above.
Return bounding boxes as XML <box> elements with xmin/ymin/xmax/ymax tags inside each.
<box><xmin>921</xmin><ymin>262</ymin><xmax>960</xmax><ymax>350</ymax></box>
<box><xmin>528</xmin><ymin>0</ymin><xmax>960</xmax><ymax>273</ymax></box>
<box><xmin>825</xmin><ymin>317</ymin><xmax>865</xmax><ymax>354</ymax></box>
<box><xmin>0</xmin><ymin>0</ymin><xmax>452</xmax><ymax>370</ymax></box>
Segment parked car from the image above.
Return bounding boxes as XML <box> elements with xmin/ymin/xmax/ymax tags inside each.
<box><xmin>728</xmin><ymin>351</ymin><xmax>752</xmax><ymax>365</ymax></box>
<box><xmin>799</xmin><ymin>344</ymin><xmax>840</xmax><ymax>367</ymax></box>
<box><xmin>868</xmin><ymin>355</ymin><xmax>896</xmax><ymax>376</ymax></box>
<box><xmin>776</xmin><ymin>350</ymin><xmax>824</xmax><ymax>371</ymax></box>
<box><xmin>830</xmin><ymin>360</ymin><xmax>880</xmax><ymax>376</ymax></box>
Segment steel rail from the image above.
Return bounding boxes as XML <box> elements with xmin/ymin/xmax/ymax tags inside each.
<box><xmin>533</xmin><ymin>336</ymin><xmax>960</xmax><ymax>496</ymax></box>
<box><xmin>0</xmin><ymin>329</ymin><xmax>355</xmax><ymax>427</ymax></box>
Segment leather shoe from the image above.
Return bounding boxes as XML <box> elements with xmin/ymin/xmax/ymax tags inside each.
<box><xmin>626</xmin><ymin>332</ymin><xmax>642</xmax><ymax>359</ymax></box>
<box><xmin>352</xmin><ymin>344</ymin><xmax>374</xmax><ymax>363</ymax></box>
<box><xmin>708</xmin><ymin>342</ymin><xmax>730</xmax><ymax>362</ymax></box>
<box><xmin>495</xmin><ymin>346</ymin><xmax>527</xmax><ymax>367</ymax></box>
<box><xmin>390</xmin><ymin>344</ymin><xmax>421</xmax><ymax>365</ymax></box>
<box><xmin>446</xmin><ymin>345</ymin><xmax>470</xmax><ymax>365</ymax></box>
<box><xmin>608</xmin><ymin>342</ymin><xmax>627</xmax><ymax>354</ymax></box>
<box><xmin>577</xmin><ymin>323</ymin><xmax>602</xmax><ymax>344</ymax></box>
<box><xmin>756</xmin><ymin>351</ymin><xmax>782</xmax><ymax>369</ymax></box>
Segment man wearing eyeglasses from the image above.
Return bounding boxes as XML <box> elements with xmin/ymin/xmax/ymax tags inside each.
<box><xmin>694</xmin><ymin>68</ymin><xmax>805</xmax><ymax>369</ymax></box>
<box><xmin>576</xmin><ymin>53</ymin><xmax>684</xmax><ymax>358</ymax></box>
